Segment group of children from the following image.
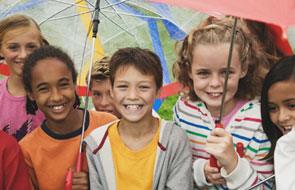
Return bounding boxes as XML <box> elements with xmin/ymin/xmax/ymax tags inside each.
<box><xmin>0</xmin><ymin>13</ymin><xmax>294</xmax><ymax>190</ymax></box>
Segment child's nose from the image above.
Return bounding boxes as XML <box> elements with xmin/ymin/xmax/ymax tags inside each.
<box><xmin>100</xmin><ymin>95</ymin><xmax>110</xmax><ymax>106</ymax></box>
<box><xmin>209</xmin><ymin>75</ymin><xmax>222</xmax><ymax>87</ymax></box>
<box><xmin>50</xmin><ymin>88</ymin><xmax>63</xmax><ymax>102</ymax></box>
<box><xmin>18</xmin><ymin>48</ymin><xmax>29</xmax><ymax>59</ymax></box>
<box><xmin>127</xmin><ymin>88</ymin><xmax>138</xmax><ymax>99</ymax></box>
<box><xmin>278</xmin><ymin>108</ymin><xmax>291</xmax><ymax>124</ymax></box>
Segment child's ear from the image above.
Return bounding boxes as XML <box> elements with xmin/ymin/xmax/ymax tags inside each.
<box><xmin>156</xmin><ymin>87</ymin><xmax>162</xmax><ymax>99</ymax></box>
<box><xmin>240</xmin><ymin>63</ymin><xmax>248</xmax><ymax>79</ymax></box>
<box><xmin>0</xmin><ymin>51</ymin><xmax>4</xmax><ymax>59</ymax></box>
<box><xmin>110</xmin><ymin>86</ymin><xmax>114</xmax><ymax>99</ymax></box>
<box><xmin>27</xmin><ymin>91</ymin><xmax>35</xmax><ymax>102</ymax></box>
<box><xmin>188</xmin><ymin>70</ymin><xmax>193</xmax><ymax>80</ymax></box>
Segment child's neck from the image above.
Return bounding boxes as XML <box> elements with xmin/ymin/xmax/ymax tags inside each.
<box><xmin>117</xmin><ymin>115</ymin><xmax>159</xmax><ymax>151</ymax></box>
<box><xmin>7</xmin><ymin>75</ymin><xmax>26</xmax><ymax>97</ymax></box>
<box><xmin>46</xmin><ymin>109</ymin><xmax>83</xmax><ymax>135</ymax></box>
<box><xmin>208</xmin><ymin>98</ymin><xmax>239</xmax><ymax>118</ymax></box>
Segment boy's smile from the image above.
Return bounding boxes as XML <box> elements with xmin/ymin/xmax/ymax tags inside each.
<box><xmin>111</xmin><ymin>65</ymin><xmax>160</xmax><ymax>123</ymax></box>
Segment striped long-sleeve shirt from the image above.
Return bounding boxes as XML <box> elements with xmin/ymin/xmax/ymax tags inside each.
<box><xmin>173</xmin><ymin>98</ymin><xmax>274</xmax><ymax>190</ymax></box>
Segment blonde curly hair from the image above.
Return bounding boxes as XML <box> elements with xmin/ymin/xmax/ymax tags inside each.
<box><xmin>173</xmin><ymin>16</ymin><xmax>269</xmax><ymax>102</ymax></box>
<box><xmin>86</xmin><ymin>56</ymin><xmax>111</xmax><ymax>85</ymax></box>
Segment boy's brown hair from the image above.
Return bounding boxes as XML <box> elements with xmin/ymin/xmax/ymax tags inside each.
<box><xmin>110</xmin><ymin>47</ymin><xmax>163</xmax><ymax>91</ymax></box>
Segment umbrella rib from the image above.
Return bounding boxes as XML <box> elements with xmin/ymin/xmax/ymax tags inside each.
<box><xmin>82</xmin><ymin>0</ymin><xmax>95</xmax><ymax>8</ymax></box>
<box><xmin>1</xmin><ymin>0</ymin><xmax>21</xmax><ymax>18</ymax></box>
<box><xmin>102</xmin><ymin>9</ymin><xmax>162</xmax><ymax>19</ymax></box>
<box><xmin>102</xmin><ymin>9</ymin><xmax>184</xmax><ymax>32</ymax></box>
<box><xmin>104</xmin><ymin>0</ymin><xmax>128</xmax><ymax>22</ymax></box>
<box><xmin>181</xmin><ymin>12</ymin><xmax>203</xmax><ymax>31</ymax></box>
<box><xmin>101</xmin><ymin>0</ymin><xmax>131</xmax><ymax>9</ymax></box>
<box><xmin>102</xmin><ymin>22</ymin><xmax>145</xmax><ymax>45</ymax></box>
<box><xmin>41</xmin><ymin>10</ymin><xmax>95</xmax><ymax>23</ymax></box>
<box><xmin>39</xmin><ymin>0</ymin><xmax>87</xmax><ymax>25</ymax></box>
<box><xmin>100</xmin><ymin>11</ymin><xmax>134</xmax><ymax>37</ymax></box>
<box><xmin>103</xmin><ymin>0</ymin><xmax>138</xmax><ymax>38</ymax></box>
<box><xmin>51</xmin><ymin>0</ymin><xmax>89</xmax><ymax>8</ymax></box>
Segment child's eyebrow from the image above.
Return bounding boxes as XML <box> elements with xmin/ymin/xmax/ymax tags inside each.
<box><xmin>58</xmin><ymin>78</ymin><xmax>71</xmax><ymax>83</ymax></box>
<box><xmin>283</xmin><ymin>98</ymin><xmax>295</xmax><ymax>103</ymax></box>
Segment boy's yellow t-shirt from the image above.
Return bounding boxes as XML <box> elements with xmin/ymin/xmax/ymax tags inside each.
<box><xmin>109</xmin><ymin>120</ymin><xmax>161</xmax><ymax>190</ymax></box>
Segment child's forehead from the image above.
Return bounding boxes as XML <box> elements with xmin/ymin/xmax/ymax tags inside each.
<box><xmin>115</xmin><ymin>64</ymin><xmax>142</xmax><ymax>74</ymax></box>
<box><xmin>2</xmin><ymin>26</ymin><xmax>39</xmax><ymax>42</ymax></box>
<box><xmin>115</xmin><ymin>65</ymin><xmax>154</xmax><ymax>80</ymax></box>
<box><xmin>34</xmin><ymin>57</ymin><xmax>69</xmax><ymax>72</ymax></box>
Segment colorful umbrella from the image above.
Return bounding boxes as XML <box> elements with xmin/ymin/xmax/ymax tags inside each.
<box><xmin>0</xmin><ymin>0</ymin><xmax>207</xmax><ymax>107</ymax></box>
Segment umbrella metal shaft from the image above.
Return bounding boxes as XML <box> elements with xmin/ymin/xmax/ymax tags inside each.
<box><xmin>246</xmin><ymin>174</ymin><xmax>275</xmax><ymax>190</ymax></box>
<box><xmin>218</xmin><ymin>17</ymin><xmax>238</xmax><ymax>122</ymax></box>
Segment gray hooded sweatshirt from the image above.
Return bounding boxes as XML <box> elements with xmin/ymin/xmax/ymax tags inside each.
<box><xmin>84</xmin><ymin>119</ymin><xmax>193</xmax><ymax>190</ymax></box>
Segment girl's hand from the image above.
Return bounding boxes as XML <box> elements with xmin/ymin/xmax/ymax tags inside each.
<box><xmin>205</xmin><ymin>128</ymin><xmax>238</xmax><ymax>174</ymax></box>
<box><xmin>204</xmin><ymin>161</ymin><xmax>226</xmax><ymax>184</ymax></box>
<box><xmin>71</xmin><ymin>169</ymin><xmax>89</xmax><ymax>190</ymax></box>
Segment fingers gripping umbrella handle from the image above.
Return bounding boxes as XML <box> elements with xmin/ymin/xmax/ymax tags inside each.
<box><xmin>65</xmin><ymin>153</ymin><xmax>83</xmax><ymax>190</ymax></box>
<box><xmin>209</xmin><ymin>123</ymin><xmax>223</xmax><ymax>168</ymax></box>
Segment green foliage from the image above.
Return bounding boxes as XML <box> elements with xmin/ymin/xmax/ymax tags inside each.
<box><xmin>157</xmin><ymin>94</ymin><xmax>179</xmax><ymax>121</ymax></box>
<box><xmin>0</xmin><ymin>75</ymin><xmax>6</xmax><ymax>80</ymax></box>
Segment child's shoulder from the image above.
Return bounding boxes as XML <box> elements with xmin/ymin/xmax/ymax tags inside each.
<box><xmin>0</xmin><ymin>77</ymin><xmax>7</xmax><ymax>91</ymax></box>
<box><xmin>84</xmin><ymin>120</ymin><xmax>117</xmax><ymax>151</ymax></box>
<box><xmin>160</xmin><ymin>120</ymin><xmax>188</xmax><ymax>142</ymax></box>
<box><xmin>0</xmin><ymin>131</ymin><xmax>19</xmax><ymax>149</ymax></box>
<box><xmin>19</xmin><ymin>126</ymin><xmax>43</xmax><ymax>149</ymax></box>
<box><xmin>238</xmin><ymin>98</ymin><xmax>261</xmax><ymax>114</ymax></box>
<box><xmin>88</xmin><ymin>110</ymin><xmax>118</xmax><ymax>124</ymax></box>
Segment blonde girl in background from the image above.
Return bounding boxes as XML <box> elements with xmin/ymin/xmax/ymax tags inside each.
<box><xmin>173</xmin><ymin>16</ymin><xmax>273</xmax><ymax>189</ymax></box>
<box><xmin>0</xmin><ymin>14</ymin><xmax>48</xmax><ymax>141</ymax></box>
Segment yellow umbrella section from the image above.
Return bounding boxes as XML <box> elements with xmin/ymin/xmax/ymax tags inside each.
<box><xmin>74</xmin><ymin>0</ymin><xmax>105</xmax><ymax>86</ymax></box>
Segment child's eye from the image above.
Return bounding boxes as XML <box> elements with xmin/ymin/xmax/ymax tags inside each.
<box><xmin>117</xmin><ymin>85</ymin><xmax>128</xmax><ymax>89</ymax></box>
<box><xmin>268</xmin><ymin>104</ymin><xmax>278</xmax><ymax>112</ymax></box>
<box><xmin>139</xmin><ymin>85</ymin><xmax>150</xmax><ymax>89</ymax></box>
<box><xmin>93</xmin><ymin>92</ymin><xmax>101</xmax><ymax>97</ymax></box>
<box><xmin>221</xmin><ymin>70</ymin><xmax>232</xmax><ymax>76</ymax></box>
<box><xmin>287</xmin><ymin>103</ymin><xmax>295</xmax><ymax>110</ymax></box>
<box><xmin>27</xmin><ymin>44</ymin><xmax>38</xmax><ymax>50</ymax></box>
<box><xmin>8</xmin><ymin>45</ymin><xmax>18</xmax><ymax>51</ymax></box>
<box><xmin>38</xmin><ymin>87</ymin><xmax>48</xmax><ymax>92</ymax></box>
<box><xmin>197</xmin><ymin>71</ymin><xmax>209</xmax><ymax>76</ymax></box>
<box><xmin>60</xmin><ymin>83</ymin><xmax>69</xmax><ymax>88</ymax></box>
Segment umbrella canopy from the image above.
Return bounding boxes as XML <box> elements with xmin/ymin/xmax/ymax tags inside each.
<box><xmin>147</xmin><ymin>0</ymin><xmax>295</xmax><ymax>56</ymax></box>
<box><xmin>147</xmin><ymin>0</ymin><xmax>295</xmax><ymax>28</ymax></box>
<box><xmin>0</xmin><ymin>0</ymin><xmax>208</xmax><ymax>109</ymax></box>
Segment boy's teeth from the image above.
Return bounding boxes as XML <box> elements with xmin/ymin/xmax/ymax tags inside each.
<box><xmin>126</xmin><ymin>105</ymin><xmax>140</xmax><ymax>110</ymax></box>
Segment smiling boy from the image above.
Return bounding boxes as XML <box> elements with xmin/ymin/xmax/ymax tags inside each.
<box><xmin>84</xmin><ymin>47</ymin><xmax>193</xmax><ymax>190</ymax></box>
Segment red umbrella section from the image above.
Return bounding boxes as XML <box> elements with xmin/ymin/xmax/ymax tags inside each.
<box><xmin>147</xmin><ymin>0</ymin><xmax>294</xmax><ymax>56</ymax></box>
